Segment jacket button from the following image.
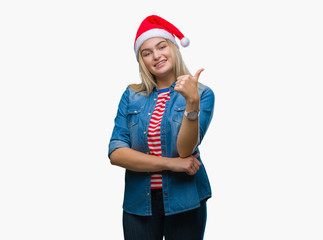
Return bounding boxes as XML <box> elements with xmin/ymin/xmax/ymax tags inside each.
<box><xmin>162</xmin><ymin>130</ymin><xmax>165</xmax><ymax>133</ymax></box>
<box><xmin>143</xmin><ymin>131</ymin><xmax>146</xmax><ymax>134</ymax></box>
<box><xmin>148</xmin><ymin>113</ymin><xmax>151</xmax><ymax>115</ymax></box>
<box><xmin>164</xmin><ymin>192</ymin><xmax>168</xmax><ymax>196</ymax></box>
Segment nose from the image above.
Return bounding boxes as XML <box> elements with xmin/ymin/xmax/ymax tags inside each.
<box><xmin>152</xmin><ymin>50</ymin><xmax>161</xmax><ymax>60</ymax></box>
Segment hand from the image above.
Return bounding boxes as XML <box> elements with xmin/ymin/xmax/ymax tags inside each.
<box><xmin>174</xmin><ymin>69</ymin><xmax>204</xmax><ymax>102</ymax></box>
<box><xmin>169</xmin><ymin>153</ymin><xmax>201</xmax><ymax>175</ymax></box>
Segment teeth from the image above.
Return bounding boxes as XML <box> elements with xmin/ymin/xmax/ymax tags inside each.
<box><xmin>155</xmin><ymin>60</ymin><xmax>165</xmax><ymax>67</ymax></box>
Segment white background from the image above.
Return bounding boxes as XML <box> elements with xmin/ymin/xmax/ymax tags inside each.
<box><xmin>1</xmin><ymin>0</ymin><xmax>322</xmax><ymax>239</ymax></box>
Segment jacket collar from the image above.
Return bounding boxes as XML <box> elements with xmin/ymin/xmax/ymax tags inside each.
<box><xmin>153</xmin><ymin>81</ymin><xmax>177</xmax><ymax>93</ymax></box>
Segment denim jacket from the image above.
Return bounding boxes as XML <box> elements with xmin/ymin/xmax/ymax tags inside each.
<box><xmin>108</xmin><ymin>81</ymin><xmax>215</xmax><ymax>216</ymax></box>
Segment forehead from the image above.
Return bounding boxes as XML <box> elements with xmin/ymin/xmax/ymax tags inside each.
<box><xmin>140</xmin><ymin>37</ymin><xmax>167</xmax><ymax>50</ymax></box>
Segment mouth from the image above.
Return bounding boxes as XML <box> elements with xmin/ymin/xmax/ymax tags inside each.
<box><xmin>154</xmin><ymin>59</ymin><xmax>167</xmax><ymax>68</ymax></box>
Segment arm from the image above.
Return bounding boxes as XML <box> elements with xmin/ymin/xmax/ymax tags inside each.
<box><xmin>176</xmin><ymin>96</ymin><xmax>200</xmax><ymax>157</ymax></box>
<box><xmin>110</xmin><ymin>147</ymin><xmax>201</xmax><ymax>175</ymax></box>
<box><xmin>175</xmin><ymin>69</ymin><xmax>204</xmax><ymax>157</ymax></box>
<box><xmin>110</xmin><ymin>147</ymin><xmax>171</xmax><ymax>172</ymax></box>
<box><xmin>108</xmin><ymin>88</ymin><xmax>200</xmax><ymax>175</ymax></box>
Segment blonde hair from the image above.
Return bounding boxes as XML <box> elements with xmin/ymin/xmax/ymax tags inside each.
<box><xmin>129</xmin><ymin>39</ymin><xmax>191</xmax><ymax>95</ymax></box>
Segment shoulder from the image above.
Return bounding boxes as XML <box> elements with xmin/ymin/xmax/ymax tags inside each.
<box><xmin>121</xmin><ymin>86</ymin><xmax>143</xmax><ymax>99</ymax></box>
<box><xmin>123</xmin><ymin>86</ymin><xmax>150</xmax><ymax>107</ymax></box>
<box><xmin>197</xmin><ymin>83</ymin><xmax>215</xmax><ymax>98</ymax></box>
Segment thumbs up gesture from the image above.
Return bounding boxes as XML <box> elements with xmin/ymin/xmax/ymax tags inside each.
<box><xmin>174</xmin><ymin>68</ymin><xmax>204</xmax><ymax>102</ymax></box>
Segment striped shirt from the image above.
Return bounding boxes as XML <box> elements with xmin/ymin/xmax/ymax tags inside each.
<box><xmin>148</xmin><ymin>88</ymin><xmax>170</xmax><ymax>189</ymax></box>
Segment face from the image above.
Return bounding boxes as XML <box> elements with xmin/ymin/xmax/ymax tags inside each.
<box><xmin>140</xmin><ymin>37</ymin><xmax>175</xmax><ymax>80</ymax></box>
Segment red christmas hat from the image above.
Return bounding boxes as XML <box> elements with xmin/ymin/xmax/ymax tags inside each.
<box><xmin>134</xmin><ymin>15</ymin><xmax>190</xmax><ymax>61</ymax></box>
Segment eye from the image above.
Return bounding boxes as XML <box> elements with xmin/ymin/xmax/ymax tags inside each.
<box><xmin>143</xmin><ymin>52</ymin><xmax>151</xmax><ymax>57</ymax></box>
<box><xmin>160</xmin><ymin>45</ymin><xmax>166</xmax><ymax>50</ymax></box>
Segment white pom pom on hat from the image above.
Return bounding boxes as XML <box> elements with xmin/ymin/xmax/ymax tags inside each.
<box><xmin>180</xmin><ymin>37</ymin><xmax>190</xmax><ymax>47</ymax></box>
<box><xmin>134</xmin><ymin>15</ymin><xmax>190</xmax><ymax>61</ymax></box>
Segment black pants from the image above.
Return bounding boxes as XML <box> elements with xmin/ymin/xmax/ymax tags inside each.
<box><xmin>123</xmin><ymin>189</ymin><xmax>207</xmax><ymax>240</ymax></box>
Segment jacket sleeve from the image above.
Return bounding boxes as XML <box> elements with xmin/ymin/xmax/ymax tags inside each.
<box><xmin>198</xmin><ymin>86</ymin><xmax>215</xmax><ymax>146</ymax></box>
<box><xmin>108</xmin><ymin>88</ymin><xmax>131</xmax><ymax>158</ymax></box>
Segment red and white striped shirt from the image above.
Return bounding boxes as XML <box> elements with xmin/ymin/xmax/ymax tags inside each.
<box><xmin>148</xmin><ymin>88</ymin><xmax>170</xmax><ymax>189</ymax></box>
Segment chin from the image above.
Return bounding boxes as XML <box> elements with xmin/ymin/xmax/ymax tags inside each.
<box><xmin>155</xmin><ymin>71</ymin><xmax>171</xmax><ymax>78</ymax></box>
<box><xmin>154</xmin><ymin>67</ymin><xmax>173</xmax><ymax>77</ymax></box>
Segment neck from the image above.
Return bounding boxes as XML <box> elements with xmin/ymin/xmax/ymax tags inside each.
<box><xmin>155</xmin><ymin>73</ymin><xmax>176</xmax><ymax>89</ymax></box>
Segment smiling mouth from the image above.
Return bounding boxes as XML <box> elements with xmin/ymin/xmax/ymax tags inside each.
<box><xmin>154</xmin><ymin>60</ymin><xmax>167</xmax><ymax>68</ymax></box>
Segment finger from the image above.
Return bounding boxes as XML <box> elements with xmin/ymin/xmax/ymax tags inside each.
<box><xmin>194</xmin><ymin>159</ymin><xmax>201</xmax><ymax>167</ymax></box>
<box><xmin>186</xmin><ymin>169</ymin><xmax>194</xmax><ymax>175</ymax></box>
<box><xmin>192</xmin><ymin>166</ymin><xmax>199</xmax><ymax>175</ymax></box>
<box><xmin>174</xmin><ymin>85</ymin><xmax>182</xmax><ymax>93</ymax></box>
<box><xmin>193</xmin><ymin>154</ymin><xmax>201</xmax><ymax>167</ymax></box>
<box><xmin>175</xmin><ymin>79</ymin><xmax>183</xmax><ymax>86</ymax></box>
<box><xmin>187</xmin><ymin>161</ymin><xmax>196</xmax><ymax>175</ymax></box>
<box><xmin>194</xmin><ymin>68</ymin><xmax>204</xmax><ymax>80</ymax></box>
<box><xmin>192</xmin><ymin>163</ymin><xmax>199</xmax><ymax>172</ymax></box>
<box><xmin>175</xmin><ymin>80</ymin><xmax>183</xmax><ymax>86</ymax></box>
<box><xmin>177</xmin><ymin>75</ymin><xmax>185</xmax><ymax>81</ymax></box>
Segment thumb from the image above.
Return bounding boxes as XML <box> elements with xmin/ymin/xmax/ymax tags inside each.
<box><xmin>194</xmin><ymin>68</ymin><xmax>204</xmax><ymax>80</ymax></box>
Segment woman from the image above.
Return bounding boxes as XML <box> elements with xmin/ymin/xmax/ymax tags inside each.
<box><xmin>108</xmin><ymin>15</ymin><xmax>215</xmax><ymax>240</ymax></box>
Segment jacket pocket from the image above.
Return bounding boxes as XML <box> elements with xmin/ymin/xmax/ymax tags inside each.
<box><xmin>127</xmin><ymin>106</ymin><xmax>142</xmax><ymax>128</ymax></box>
<box><xmin>172</xmin><ymin>105</ymin><xmax>185</xmax><ymax>124</ymax></box>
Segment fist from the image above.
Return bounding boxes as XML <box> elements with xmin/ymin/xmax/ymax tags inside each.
<box><xmin>174</xmin><ymin>68</ymin><xmax>204</xmax><ymax>102</ymax></box>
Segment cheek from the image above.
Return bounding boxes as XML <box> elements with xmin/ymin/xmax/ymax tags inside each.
<box><xmin>167</xmin><ymin>57</ymin><xmax>175</xmax><ymax>68</ymax></box>
<box><xmin>167</xmin><ymin>52</ymin><xmax>174</xmax><ymax>65</ymax></box>
<box><xmin>143</xmin><ymin>59</ymin><xmax>152</xmax><ymax>70</ymax></box>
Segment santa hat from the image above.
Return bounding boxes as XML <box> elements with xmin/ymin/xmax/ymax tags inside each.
<box><xmin>134</xmin><ymin>15</ymin><xmax>190</xmax><ymax>61</ymax></box>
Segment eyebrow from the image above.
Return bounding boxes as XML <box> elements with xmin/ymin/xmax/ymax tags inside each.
<box><xmin>141</xmin><ymin>40</ymin><xmax>167</xmax><ymax>53</ymax></box>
